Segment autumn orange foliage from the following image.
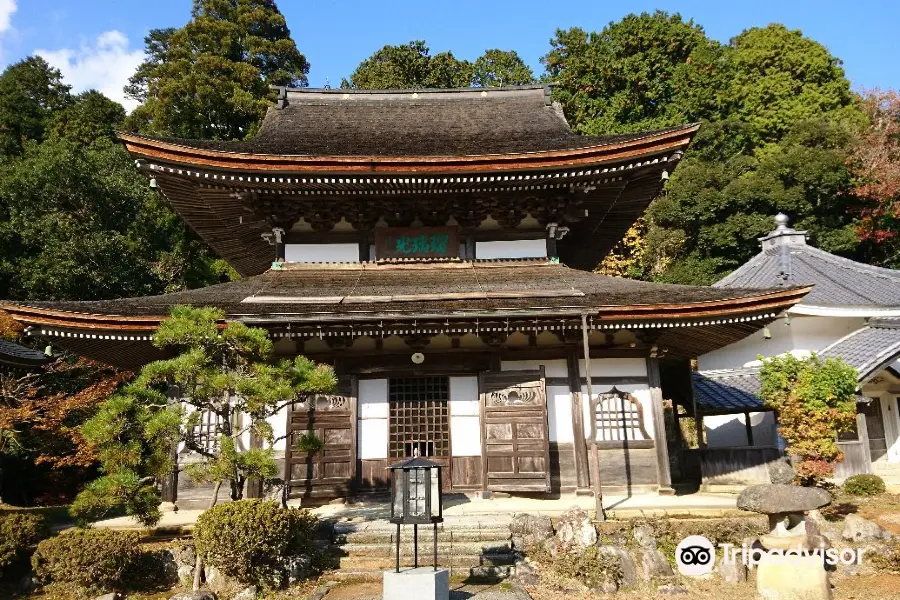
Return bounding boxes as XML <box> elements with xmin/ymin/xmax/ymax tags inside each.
<box><xmin>852</xmin><ymin>89</ymin><xmax>900</xmax><ymax>262</ymax></box>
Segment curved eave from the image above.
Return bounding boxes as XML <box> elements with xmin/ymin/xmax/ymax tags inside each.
<box><xmin>118</xmin><ymin>124</ymin><xmax>699</xmax><ymax>174</ymax></box>
<box><xmin>0</xmin><ymin>285</ymin><xmax>810</xmax><ymax>332</ymax></box>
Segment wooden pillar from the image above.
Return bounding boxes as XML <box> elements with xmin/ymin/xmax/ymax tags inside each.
<box><xmin>581</xmin><ymin>314</ymin><xmax>605</xmax><ymax>521</ymax></box>
<box><xmin>567</xmin><ymin>349</ymin><xmax>589</xmax><ymax>490</ymax></box>
<box><xmin>857</xmin><ymin>412</ymin><xmax>872</xmax><ymax>473</ymax></box>
<box><xmin>160</xmin><ymin>447</ymin><xmax>179</xmax><ymax>504</ymax></box>
<box><xmin>245</xmin><ymin>430</ymin><xmax>264</xmax><ymax>499</ymax></box>
<box><xmin>646</xmin><ymin>355</ymin><xmax>674</xmax><ymax>494</ymax></box>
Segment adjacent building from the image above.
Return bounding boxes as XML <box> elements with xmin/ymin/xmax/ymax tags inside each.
<box><xmin>693</xmin><ymin>214</ymin><xmax>900</xmax><ymax>483</ymax></box>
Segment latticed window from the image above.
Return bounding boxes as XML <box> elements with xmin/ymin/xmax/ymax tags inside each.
<box><xmin>389</xmin><ymin>377</ymin><xmax>450</xmax><ymax>459</ymax></box>
<box><xmin>594</xmin><ymin>390</ymin><xmax>648</xmax><ymax>442</ymax></box>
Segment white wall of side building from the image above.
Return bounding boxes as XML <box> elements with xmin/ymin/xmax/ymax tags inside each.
<box><xmin>698</xmin><ymin>315</ymin><xmax>866</xmax><ymax>371</ymax></box>
<box><xmin>704</xmin><ymin>412</ymin><xmax>778</xmax><ymax>448</ymax></box>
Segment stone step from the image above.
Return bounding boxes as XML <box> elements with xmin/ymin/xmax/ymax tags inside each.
<box><xmin>336</xmin><ymin>541</ymin><xmax>513</xmax><ymax>558</ymax></box>
<box><xmin>337</xmin><ymin>528</ymin><xmax>511</xmax><ymax>545</ymax></box>
<box><xmin>326</xmin><ymin>565</ymin><xmax>512</xmax><ymax>581</ymax></box>
<box><xmin>336</xmin><ymin>553</ymin><xmax>515</xmax><ymax>571</ymax></box>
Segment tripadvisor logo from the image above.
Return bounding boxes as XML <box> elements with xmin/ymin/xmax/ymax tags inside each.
<box><xmin>675</xmin><ymin>534</ymin><xmax>869</xmax><ymax>576</ymax></box>
<box><xmin>676</xmin><ymin>535</ymin><xmax>716</xmax><ymax>576</ymax></box>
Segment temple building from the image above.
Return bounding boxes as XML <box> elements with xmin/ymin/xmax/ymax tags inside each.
<box><xmin>1</xmin><ymin>86</ymin><xmax>809</xmax><ymax>502</ymax></box>
<box><xmin>691</xmin><ymin>214</ymin><xmax>900</xmax><ymax>486</ymax></box>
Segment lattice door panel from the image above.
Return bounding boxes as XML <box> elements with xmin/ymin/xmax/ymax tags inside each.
<box><xmin>285</xmin><ymin>376</ymin><xmax>356</xmax><ymax>499</ymax></box>
<box><xmin>388</xmin><ymin>377</ymin><xmax>450</xmax><ymax>460</ymax></box>
<box><xmin>480</xmin><ymin>369</ymin><xmax>551</xmax><ymax>493</ymax></box>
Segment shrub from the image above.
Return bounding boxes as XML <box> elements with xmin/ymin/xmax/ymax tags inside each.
<box><xmin>31</xmin><ymin>529</ymin><xmax>141</xmax><ymax>595</ymax></box>
<box><xmin>194</xmin><ymin>499</ymin><xmax>319</xmax><ymax>588</ymax></box>
<box><xmin>531</xmin><ymin>543</ymin><xmax>622</xmax><ymax>589</ymax></box>
<box><xmin>871</xmin><ymin>539</ymin><xmax>900</xmax><ymax>573</ymax></box>
<box><xmin>0</xmin><ymin>513</ymin><xmax>49</xmax><ymax>576</ymax></box>
<box><xmin>843</xmin><ymin>474</ymin><xmax>886</xmax><ymax>497</ymax></box>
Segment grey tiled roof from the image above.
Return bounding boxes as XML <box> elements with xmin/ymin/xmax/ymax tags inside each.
<box><xmin>692</xmin><ymin>368</ymin><xmax>765</xmax><ymax>413</ymax></box>
<box><xmin>715</xmin><ymin>244</ymin><xmax>900</xmax><ymax>308</ymax></box>
<box><xmin>819</xmin><ymin>319</ymin><xmax>900</xmax><ymax>382</ymax></box>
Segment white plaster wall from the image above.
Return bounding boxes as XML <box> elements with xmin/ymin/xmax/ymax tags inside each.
<box><xmin>578</xmin><ymin>357</ymin><xmax>647</xmax><ymax>378</ymax></box>
<box><xmin>500</xmin><ymin>359</ymin><xmax>573</xmax><ymax>443</ymax></box>
<box><xmin>698</xmin><ymin>315</ymin><xmax>866</xmax><ymax>371</ymax></box>
<box><xmin>704</xmin><ymin>412</ymin><xmax>778</xmax><ymax>448</ymax></box>
<box><xmin>547</xmin><ymin>386</ymin><xmax>574</xmax><ymax>442</ymax></box>
<box><xmin>270</xmin><ymin>405</ymin><xmax>288</xmax><ymax>451</ymax></box>
<box><xmin>285</xmin><ymin>243</ymin><xmax>359</xmax><ymax>263</ymax></box>
<box><xmin>358</xmin><ymin>379</ymin><xmax>388</xmax><ymax>459</ymax></box>
<box><xmin>475</xmin><ymin>239</ymin><xmax>547</xmax><ymax>260</ymax></box>
<box><xmin>450</xmin><ymin>376</ymin><xmax>481</xmax><ymax>456</ymax></box>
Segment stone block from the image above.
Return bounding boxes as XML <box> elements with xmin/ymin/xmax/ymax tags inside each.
<box><xmin>841</xmin><ymin>514</ymin><xmax>892</xmax><ymax>543</ymax></box>
<box><xmin>641</xmin><ymin>549</ymin><xmax>674</xmax><ymax>581</ymax></box>
<box><xmin>383</xmin><ymin>567</ymin><xmax>449</xmax><ymax>600</ymax></box>
<box><xmin>756</xmin><ymin>553</ymin><xmax>831</xmax><ymax>600</ymax></box>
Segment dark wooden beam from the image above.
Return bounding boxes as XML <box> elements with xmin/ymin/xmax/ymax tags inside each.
<box><xmin>744</xmin><ymin>411</ymin><xmax>754</xmax><ymax>446</ymax></box>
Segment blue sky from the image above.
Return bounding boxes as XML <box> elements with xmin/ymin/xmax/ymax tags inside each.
<box><xmin>1</xmin><ymin>0</ymin><xmax>898</xmax><ymax>111</ymax></box>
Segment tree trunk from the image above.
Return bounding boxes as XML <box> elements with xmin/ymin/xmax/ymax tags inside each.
<box><xmin>193</xmin><ymin>479</ymin><xmax>222</xmax><ymax>592</ymax></box>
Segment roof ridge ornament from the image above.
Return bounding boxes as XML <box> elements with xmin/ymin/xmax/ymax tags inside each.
<box><xmin>758</xmin><ymin>212</ymin><xmax>808</xmax><ymax>253</ymax></box>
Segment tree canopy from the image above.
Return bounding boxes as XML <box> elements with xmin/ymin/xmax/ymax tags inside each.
<box><xmin>0</xmin><ymin>57</ymin><xmax>71</xmax><ymax>157</ymax></box>
<box><xmin>543</xmin><ymin>12</ymin><xmax>725</xmax><ymax>135</ymax></box>
<box><xmin>553</xmin><ymin>15</ymin><xmax>865</xmax><ymax>284</ymax></box>
<box><xmin>126</xmin><ymin>0</ymin><xmax>309</xmax><ymax>140</ymax></box>
<box><xmin>342</xmin><ymin>41</ymin><xmax>534</xmax><ymax>89</ymax></box>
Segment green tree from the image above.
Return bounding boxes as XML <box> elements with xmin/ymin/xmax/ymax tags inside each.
<box><xmin>47</xmin><ymin>90</ymin><xmax>126</xmax><ymax>146</ymax></box>
<box><xmin>472</xmin><ymin>49</ymin><xmax>535</xmax><ymax>87</ymax></box>
<box><xmin>646</xmin><ymin>114</ymin><xmax>862</xmax><ymax>283</ymax></box>
<box><xmin>547</xmin><ymin>16</ymin><xmax>863</xmax><ymax>283</ymax></box>
<box><xmin>126</xmin><ymin>0</ymin><xmax>309</xmax><ymax>140</ymax></box>
<box><xmin>0</xmin><ymin>57</ymin><xmax>71</xmax><ymax>157</ymax></box>
<box><xmin>72</xmin><ymin>305</ymin><xmax>336</xmax><ymax>527</ymax></box>
<box><xmin>543</xmin><ymin>12</ymin><xmax>726</xmax><ymax>135</ymax></box>
<box><xmin>342</xmin><ymin>41</ymin><xmax>472</xmax><ymax>89</ymax></box>
<box><xmin>759</xmin><ymin>354</ymin><xmax>858</xmax><ymax>485</ymax></box>
<box><xmin>726</xmin><ymin>24</ymin><xmax>854</xmax><ymax>144</ymax></box>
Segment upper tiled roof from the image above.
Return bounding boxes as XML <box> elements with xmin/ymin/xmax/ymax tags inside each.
<box><xmin>0</xmin><ymin>338</ymin><xmax>51</xmax><ymax>367</ymax></box>
<box><xmin>715</xmin><ymin>215</ymin><xmax>900</xmax><ymax>309</ymax></box>
<box><xmin>692</xmin><ymin>368</ymin><xmax>765</xmax><ymax>413</ymax></box>
<box><xmin>819</xmin><ymin>319</ymin><xmax>900</xmax><ymax>382</ymax></box>
<box><xmin>137</xmin><ymin>86</ymin><xmax>697</xmax><ymax>158</ymax></box>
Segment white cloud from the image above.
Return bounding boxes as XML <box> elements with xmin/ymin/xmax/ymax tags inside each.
<box><xmin>36</xmin><ymin>30</ymin><xmax>145</xmax><ymax>112</ymax></box>
<box><xmin>0</xmin><ymin>0</ymin><xmax>16</xmax><ymax>35</ymax></box>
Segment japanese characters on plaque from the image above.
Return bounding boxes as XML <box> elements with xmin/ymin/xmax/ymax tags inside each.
<box><xmin>374</xmin><ymin>227</ymin><xmax>460</xmax><ymax>259</ymax></box>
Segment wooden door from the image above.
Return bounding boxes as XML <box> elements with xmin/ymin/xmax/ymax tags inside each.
<box><xmin>285</xmin><ymin>376</ymin><xmax>356</xmax><ymax>499</ymax></box>
<box><xmin>480</xmin><ymin>369</ymin><xmax>551</xmax><ymax>493</ymax></box>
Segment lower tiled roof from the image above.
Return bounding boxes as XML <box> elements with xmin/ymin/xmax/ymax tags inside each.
<box><xmin>819</xmin><ymin>319</ymin><xmax>900</xmax><ymax>382</ymax></box>
<box><xmin>4</xmin><ymin>260</ymin><xmax>801</xmax><ymax>320</ymax></box>
<box><xmin>692</xmin><ymin>368</ymin><xmax>765</xmax><ymax>413</ymax></box>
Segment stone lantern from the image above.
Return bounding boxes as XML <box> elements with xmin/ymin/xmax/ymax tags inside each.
<box><xmin>384</xmin><ymin>457</ymin><xmax>448</xmax><ymax>600</ymax></box>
